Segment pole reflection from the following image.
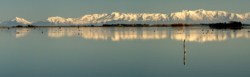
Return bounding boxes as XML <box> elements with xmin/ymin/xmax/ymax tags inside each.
<box><xmin>184</xmin><ymin>40</ymin><xmax>186</xmax><ymax>66</ymax></box>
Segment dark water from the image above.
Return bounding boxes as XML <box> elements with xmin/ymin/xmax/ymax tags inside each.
<box><xmin>0</xmin><ymin>27</ymin><xmax>250</xmax><ymax>77</ymax></box>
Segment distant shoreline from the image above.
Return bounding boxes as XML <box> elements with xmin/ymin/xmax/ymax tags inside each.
<box><xmin>0</xmin><ymin>25</ymin><xmax>203</xmax><ymax>28</ymax></box>
<box><xmin>0</xmin><ymin>25</ymin><xmax>250</xmax><ymax>29</ymax></box>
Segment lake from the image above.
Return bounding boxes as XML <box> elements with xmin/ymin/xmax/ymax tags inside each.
<box><xmin>0</xmin><ymin>26</ymin><xmax>250</xmax><ymax>77</ymax></box>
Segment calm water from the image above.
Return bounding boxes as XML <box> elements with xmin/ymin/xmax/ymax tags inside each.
<box><xmin>0</xmin><ymin>27</ymin><xmax>250</xmax><ymax>77</ymax></box>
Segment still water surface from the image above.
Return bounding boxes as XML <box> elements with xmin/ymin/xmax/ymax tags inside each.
<box><xmin>0</xmin><ymin>27</ymin><xmax>250</xmax><ymax>77</ymax></box>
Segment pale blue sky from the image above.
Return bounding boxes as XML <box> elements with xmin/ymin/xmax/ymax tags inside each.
<box><xmin>0</xmin><ymin>0</ymin><xmax>250</xmax><ymax>22</ymax></box>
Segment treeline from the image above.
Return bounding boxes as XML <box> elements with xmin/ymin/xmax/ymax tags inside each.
<box><xmin>151</xmin><ymin>23</ymin><xmax>190</xmax><ymax>26</ymax></box>
<box><xmin>16</xmin><ymin>25</ymin><xmax>37</xmax><ymax>27</ymax></box>
<box><xmin>13</xmin><ymin>23</ymin><xmax>194</xmax><ymax>27</ymax></box>
<box><xmin>103</xmin><ymin>24</ymin><xmax>149</xmax><ymax>27</ymax></box>
<box><xmin>171</xmin><ymin>23</ymin><xmax>190</xmax><ymax>26</ymax></box>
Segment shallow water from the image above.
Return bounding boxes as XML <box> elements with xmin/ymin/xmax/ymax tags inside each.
<box><xmin>0</xmin><ymin>27</ymin><xmax>250</xmax><ymax>77</ymax></box>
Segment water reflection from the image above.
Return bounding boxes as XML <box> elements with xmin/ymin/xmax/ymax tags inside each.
<box><xmin>1</xmin><ymin>27</ymin><xmax>250</xmax><ymax>77</ymax></box>
<box><xmin>8</xmin><ymin>27</ymin><xmax>250</xmax><ymax>42</ymax></box>
<box><xmin>16</xmin><ymin>28</ymin><xmax>30</xmax><ymax>38</ymax></box>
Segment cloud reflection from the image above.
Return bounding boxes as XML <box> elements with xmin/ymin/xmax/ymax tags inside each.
<box><xmin>15</xmin><ymin>28</ymin><xmax>31</xmax><ymax>38</ymax></box>
<box><xmin>14</xmin><ymin>27</ymin><xmax>250</xmax><ymax>42</ymax></box>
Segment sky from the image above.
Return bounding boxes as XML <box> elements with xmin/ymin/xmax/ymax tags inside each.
<box><xmin>0</xmin><ymin>0</ymin><xmax>250</xmax><ymax>22</ymax></box>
